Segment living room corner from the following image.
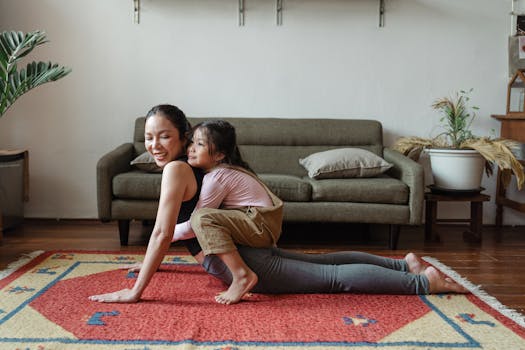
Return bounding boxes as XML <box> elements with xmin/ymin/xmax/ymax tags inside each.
<box><xmin>0</xmin><ymin>1</ymin><xmax>524</xmax><ymax>348</ymax></box>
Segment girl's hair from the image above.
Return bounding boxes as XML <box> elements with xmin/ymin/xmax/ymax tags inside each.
<box><xmin>194</xmin><ymin>120</ymin><xmax>255</xmax><ymax>173</ymax></box>
<box><xmin>145</xmin><ymin>104</ymin><xmax>192</xmax><ymax>140</ymax></box>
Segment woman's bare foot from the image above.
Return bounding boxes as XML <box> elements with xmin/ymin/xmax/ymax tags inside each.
<box><xmin>405</xmin><ymin>253</ymin><xmax>427</xmax><ymax>274</ymax></box>
<box><xmin>425</xmin><ymin>266</ymin><xmax>469</xmax><ymax>294</ymax></box>
<box><xmin>215</xmin><ymin>270</ymin><xmax>258</xmax><ymax>305</ymax></box>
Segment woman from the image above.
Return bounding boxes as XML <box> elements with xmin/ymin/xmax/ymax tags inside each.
<box><xmin>89</xmin><ymin>104</ymin><xmax>204</xmax><ymax>303</ymax></box>
<box><xmin>89</xmin><ymin>107</ymin><xmax>467</xmax><ymax>304</ymax></box>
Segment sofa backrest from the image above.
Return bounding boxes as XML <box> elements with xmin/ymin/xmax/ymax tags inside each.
<box><xmin>134</xmin><ymin>117</ymin><xmax>384</xmax><ymax>177</ymax></box>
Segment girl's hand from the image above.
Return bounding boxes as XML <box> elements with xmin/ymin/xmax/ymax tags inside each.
<box><xmin>88</xmin><ymin>289</ymin><xmax>140</xmax><ymax>303</ymax></box>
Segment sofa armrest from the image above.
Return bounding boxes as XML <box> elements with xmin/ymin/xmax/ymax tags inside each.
<box><xmin>383</xmin><ymin>148</ymin><xmax>424</xmax><ymax>225</ymax></box>
<box><xmin>96</xmin><ymin>143</ymin><xmax>135</xmax><ymax>221</ymax></box>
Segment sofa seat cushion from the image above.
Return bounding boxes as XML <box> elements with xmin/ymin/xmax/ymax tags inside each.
<box><xmin>305</xmin><ymin>175</ymin><xmax>408</xmax><ymax>204</ymax></box>
<box><xmin>113</xmin><ymin>171</ymin><xmax>162</xmax><ymax>199</ymax></box>
<box><xmin>258</xmin><ymin>174</ymin><xmax>312</xmax><ymax>202</ymax></box>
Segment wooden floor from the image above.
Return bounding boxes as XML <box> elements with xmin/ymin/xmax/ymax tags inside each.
<box><xmin>1</xmin><ymin>219</ymin><xmax>524</xmax><ymax>315</ymax></box>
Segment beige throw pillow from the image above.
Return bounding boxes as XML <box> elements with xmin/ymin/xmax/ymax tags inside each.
<box><xmin>130</xmin><ymin>152</ymin><xmax>162</xmax><ymax>173</ymax></box>
<box><xmin>299</xmin><ymin>148</ymin><xmax>393</xmax><ymax>179</ymax></box>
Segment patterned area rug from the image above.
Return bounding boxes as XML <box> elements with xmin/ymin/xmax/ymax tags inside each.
<box><xmin>1</xmin><ymin>251</ymin><xmax>524</xmax><ymax>350</ymax></box>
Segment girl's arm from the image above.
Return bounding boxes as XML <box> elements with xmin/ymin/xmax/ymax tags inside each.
<box><xmin>89</xmin><ymin>161</ymin><xmax>195</xmax><ymax>303</ymax></box>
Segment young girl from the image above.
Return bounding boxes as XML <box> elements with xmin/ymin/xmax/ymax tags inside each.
<box><xmin>172</xmin><ymin>120</ymin><xmax>284</xmax><ymax>304</ymax></box>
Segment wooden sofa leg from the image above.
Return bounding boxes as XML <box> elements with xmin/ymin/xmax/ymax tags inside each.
<box><xmin>389</xmin><ymin>224</ymin><xmax>400</xmax><ymax>250</ymax></box>
<box><xmin>118</xmin><ymin>220</ymin><xmax>130</xmax><ymax>246</ymax></box>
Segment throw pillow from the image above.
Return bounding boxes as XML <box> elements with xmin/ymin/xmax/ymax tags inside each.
<box><xmin>130</xmin><ymin>152</ymin><xmax>162</xmax><ymax>173</ymax></box>
<box><xmin>299</xmin><ymin>148</ymin><xmax>393</xmax><ymax>179</ymax></box>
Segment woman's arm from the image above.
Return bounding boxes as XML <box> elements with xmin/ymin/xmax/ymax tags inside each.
<box><xmin>89</xmin><ymin>161</ymin><xmax>196</xmax><ymax>303</ymax></box>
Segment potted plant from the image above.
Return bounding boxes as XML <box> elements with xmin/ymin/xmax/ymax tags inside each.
<box><xmin>0</xmin><ymin>30</ymin><xmax>70</xmax><ymax>234</ymax></box>
<box><xmin>1</xmin><ymin>30</ymin><xmax>71</xmax><ymax>118</ymax></box>
<box><xmin>393</xmin><ymin>89</ymin><xmax>524</xmax><ymax>191</ymax></box>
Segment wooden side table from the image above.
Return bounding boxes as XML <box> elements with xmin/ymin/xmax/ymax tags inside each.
<box><xmin>425</xmin><ymin>191</ymin><xmax>490</xmax><ymax>243</ymax></box>
<box><xmin>491</xmin><ymin>114</ymin><xmax>525</xmax><ymax>226</ymax></box>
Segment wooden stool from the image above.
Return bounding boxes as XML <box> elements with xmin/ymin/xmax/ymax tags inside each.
<box><xmin>425</xmin><ymin>191</ymin><xmax>490</xmax><ymax>243</ymax></box>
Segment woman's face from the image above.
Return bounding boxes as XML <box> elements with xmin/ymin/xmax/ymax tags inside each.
<box><xmin>144</xmin><ymin>114</ymin><xmax>186</xmax><ymax>168</ymax></box>
<box><xmin>187</xmin><ymin>128</ymin><xmax>224</xmax><ymax>172</ymax></box>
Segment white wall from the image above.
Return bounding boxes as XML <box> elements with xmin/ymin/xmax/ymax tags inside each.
<box><xmin>1</xmin><ymin>0</ymin><xmax>524</xmax><ymax>225</ymax></box>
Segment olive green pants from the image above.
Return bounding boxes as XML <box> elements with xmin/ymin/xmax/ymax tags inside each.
<box><xmin>190</xmin><ymin>205</ymin><xmax>282</xmax><ymax>255</ymax></box>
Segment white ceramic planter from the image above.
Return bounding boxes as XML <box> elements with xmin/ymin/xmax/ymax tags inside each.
<box><xmin>426</xmin><ymin>149</ymin><xmax>485</xmax><ymax>190</ymax></box>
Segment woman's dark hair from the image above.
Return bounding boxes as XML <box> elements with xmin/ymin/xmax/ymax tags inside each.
<box><xmin>145</xmin><ymin>104</ymin><xmax>191</xmax><ymax>140</ymax></box>
<box><xmin>193</xmin><ymin>120</ymin><xmax>254</xmax><ymax>173</ymax></box>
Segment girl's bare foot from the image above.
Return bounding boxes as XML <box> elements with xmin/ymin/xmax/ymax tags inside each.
<box><xmin>405</xmin><ymin>253</ymin><xmax>427</xmax><ymax>274</ymax></box>
<box><xmin>215</xmin><ymin>270</ymin><xmax>258</xmax><ymax>305</ymax></box>
<box><xmin>89</xmin><ymin>288</ymin><xmax>140</xmax><ymax>303</ymax></box>
<box><xmin>425</xmin><ymin>266</ymin><xmax>468</xmax><ymax>294</ymax></box>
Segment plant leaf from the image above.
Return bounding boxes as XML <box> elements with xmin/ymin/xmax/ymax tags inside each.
<box><xmin>0</xmin><ymin>30</ymin><xmax>71</xmax><ymax>117</ymax></box>
<box><xmin>463</xmin><ymin>138</ymin><xmax>525</xmax><ymax>190</ymax></box>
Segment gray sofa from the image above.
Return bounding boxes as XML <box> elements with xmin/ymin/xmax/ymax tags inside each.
<box><xmin>97</xmin><ymin>117</ymin><xmax>424</xmax><ymax>249</ymax></box>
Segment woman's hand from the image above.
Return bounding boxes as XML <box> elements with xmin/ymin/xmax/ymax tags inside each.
<box><xmin>88</xmin><ymin>288</ymin><xmax>140</xmax><ymax>303</ymax></box>
<box><xmin>119</xmin><ymin>262</ymin><xmax>143</xmax><ymax>272</ymax></box>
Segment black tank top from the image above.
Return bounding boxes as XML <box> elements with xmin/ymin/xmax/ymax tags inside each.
<box><xmin>176</xmin><ymin>156</ymin><xmax>204</xmax><ymax>256</ymax></box>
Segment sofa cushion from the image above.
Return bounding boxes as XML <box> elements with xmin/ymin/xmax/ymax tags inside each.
<box><xmin>299</xmin><ymin>148</ymin><xmax>392</xmax><ymax>179</ymax></box>
<box><xmin>305</xmin><ymin>175</ymin><xmax>408</xmax><ymax>204</ymax></box>
<box><xmin>113</xmin><ymin>171</ymin><xmax>162</xmax><ymax>199</ymax></box>
<box><xmin>258</xmin><ymin>174</ymin><xmax>312</xmax><ymax>202</ymax></box>
<box><xmin>130</xmin><ymin>152</ymin><xmax>162</xmax><ymax>173</ymax></box>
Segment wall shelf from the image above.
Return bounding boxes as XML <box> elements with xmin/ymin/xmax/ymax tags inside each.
<box><xmin>236</xmin><ymin>0</ymin><xmax>387</xmax><ymax>27</ymax></box>
<box><xmin>133</xmin><ymin>0</ymin><xmax>140</xmax><ymax>24</ymax></box>
<box><xmin>379</xmin><ymin>0</ymin><xmax>385</xmax><ymax>27</ymax></box>
<box><xmin>239</xmin><ymin>0</ymin><xmax>245</xmax><ymax>26</ymax></box>
<box><xmin>131</xmin><ymin>0</ymin><xmax>387</xmax><ymax>27</ymax></box>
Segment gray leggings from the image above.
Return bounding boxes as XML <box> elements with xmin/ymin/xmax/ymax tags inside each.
<box><xmin>202</xmin><ymin>246</ymin><xmax>430</xmax><ymax>295</ymax></box>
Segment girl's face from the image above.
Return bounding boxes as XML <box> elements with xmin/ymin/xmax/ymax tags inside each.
<box><xmin>187</xmin><ymin>128</ymin><xmax>224</xmax><ymax>172</ymax></box>
<box><xmin>144</xmin><ymin>114</ymin><xmax>186</xmax><ymax>168</ymax></box>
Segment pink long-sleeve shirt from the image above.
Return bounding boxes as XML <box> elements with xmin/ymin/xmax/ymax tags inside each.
<box><xmin>172</xmin><ymin>167</ymin><xmax>272</xmax><ymax>241</ymax></box>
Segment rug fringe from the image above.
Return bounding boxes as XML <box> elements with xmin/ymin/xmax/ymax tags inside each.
<box><xmin>0</xmin><ymin>250</ymin><xmax>45</xmax><ymax>280</ymax></box>
<box><xmin>423</xmin><ymin>256</ymin><xmax>525</xmax><ymax>328</ymax></box>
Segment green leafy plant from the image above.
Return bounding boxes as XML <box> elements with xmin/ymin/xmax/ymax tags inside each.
<box><xmin>0</xmin><ymin>30</ymin><xmax>71</xmax><ymax>118</ymax></box>
<box><xmin>393</xmin><ymin>90</ymin><xmax>524</xmax><ymax>189</ymax></box>
<box><xmin>433</xmin><ymin>89</ymin><xmax>478</xmax><ymax>148</ymax></box>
